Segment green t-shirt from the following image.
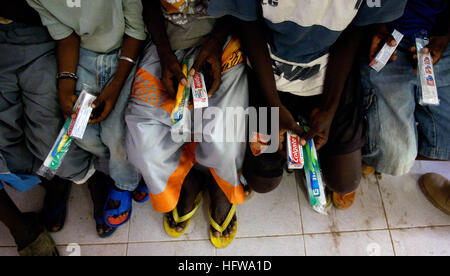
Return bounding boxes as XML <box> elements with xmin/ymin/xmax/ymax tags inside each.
<box><xmin>160</xmin><ymin>0</ymin><xmax>215</xmax><ymax>51</ymax></box>
<box><xmin>26</xmin><ymin>0</ymin><xmax>146</xmax><ymax>53</ymax></box>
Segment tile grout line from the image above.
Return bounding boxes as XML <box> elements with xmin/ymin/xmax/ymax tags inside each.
<box><xmin>373</xmin><ymin>173</ymin><xmax>397</xmax><ymax>256</ymax></box>
<box><xmin>292</xmin><ymin>172</ymin><xmax>308</xmax><ymax>256</ymax></box>
<box><xmin>5</xmin><ymin>224</ymin><xmax>441</xmax><ymax>249</ymax></box>
<box><xmin>126</xmin><ymin>221</ymin><xmax>131</xmax><ymax>256</ymax></box>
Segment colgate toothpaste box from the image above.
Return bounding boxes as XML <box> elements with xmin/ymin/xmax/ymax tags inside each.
<box><xmin>287</xmin><ymin>131</ymin><xmax>304</xmax><ymax>169</ymax></box>
<box><xmin>191</xmin><ymin>72</ymin><xmax>208</xmax><ymax>109</ymax></box>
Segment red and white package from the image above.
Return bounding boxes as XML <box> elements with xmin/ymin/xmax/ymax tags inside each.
<box><xmin>287</xmin><ymin>131</ymin><xmax>304</xmax><ymax>169</ymax></box>
<box><xmin>250</xmin><ymin>132</ymin><xmax>271</xmax><ymax>157</ymax></box>
<box><xmin>191</xmin><ymin>72</ymin><xmax>208</xmax><ymax>109</ymax></box>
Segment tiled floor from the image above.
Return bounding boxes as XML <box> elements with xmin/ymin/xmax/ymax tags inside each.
<box><xmin>0</xmin><ymin>160</ymin><xmax>449</xmax><ymax>256</ymax></box>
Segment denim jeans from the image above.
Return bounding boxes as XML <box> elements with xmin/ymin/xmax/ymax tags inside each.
<box><xmin>0</xmin><ymin>22</ymin><xmax>93</xmax><ymax>189</ymax></box>
<box><xmin>361</xmin><ymin>41</ymin><xmax>450</xmax><ymax>176</ymax></box>
<box><xmin>74</xmin><ymin>48</ymin><xmax>140</xmax><ymax>191</ymax></box>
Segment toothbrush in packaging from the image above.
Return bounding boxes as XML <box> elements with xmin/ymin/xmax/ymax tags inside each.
<box><xmin>301</xmin><ymin>124</ymin><xmax>328</xmax><ymax>215</ymax></box>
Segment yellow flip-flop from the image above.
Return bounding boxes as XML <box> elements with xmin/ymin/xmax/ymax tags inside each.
<box><xmin>164</xmin><ymin>193</ymin><xmax>202</xmax><ymax>238</ymax></box>
<box><xmin>209</xmin><ymin>204</ymin><xmax>237</xmax><ymax>248</ymax></box>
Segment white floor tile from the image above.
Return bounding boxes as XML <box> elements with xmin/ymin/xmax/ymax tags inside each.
<box><xmin>57</xmin><ymin>243</ymin><xmax>127</xmax><ymax>256</ymax></box>
<box><xmin>50</xmin><ymin>184</ymin><xmax>130</xmax><ymax>245</ymax></box>
<box><xmin>127</xmin><ymin>240</ymin><xmax>215</xmax><ymax>256</ymax></box>
<box><xmin>0</xmin><ymin>244</ymin><xmax>127</xmax><ymax>256</ymax></box>
<box><xmin>217</xmin><ymin>235</ymin><xmax>305</xmax><ymax>256</ymax></box>
<box><xmin>410</xmin><ymin>161</ymin><xmax>450</xmax><ymax>179</ymax></box>
<box><xmin>236</xmin><ymin>172</ymin><xmax>302</xmax><ymax>238</ymax></box>
<box><xmin>0</xmin><ymin>185</ymin><xmax>45</xmax><ymax>246</ymax></box>
<box><xmin>379</xmin><ymin>173</ymin><xmax>450</xmax><ymax>229</ymax></box>
<box><xmin>299</xmin><ymin>173</ymin><xmax>387</xmax><ymax>234</ymax></box>
<box><xmin>0</xmin><ymin>247</ymin><xmax>18</xmax><ymax>256</ymax></box>
<box><xmin>391</xmin><ymin>226</ymin><xmax>450</xmax><ymax>256</ymax></box>
<box><xmin>304</xmin><ymin>230</ymin><xmax>394</xmax><ymax>256</ymax></box>
<box><xmin>128</xmin><ymin>197</ymin><xmax>210</xmax><ymax>243</ymax></box>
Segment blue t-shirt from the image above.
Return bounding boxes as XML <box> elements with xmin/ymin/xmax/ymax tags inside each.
<box><xmin>208</xmin><ymin>0</ymin><xmax>407</xmax><ymax>96</ymax></box>
<box><xmin>389</xmin><ymin>0</ymin><xmax>448</xmax><ymax>39</ymax></box>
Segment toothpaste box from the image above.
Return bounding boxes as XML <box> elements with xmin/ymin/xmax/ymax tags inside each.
<box><xmin>287</xmin><ymin>131</ymin><xmax>304</xmax><ymax>169</ymax></box>
<box><xmin>68</xmin><ymin>90</ymin><xmax>96</xmax><ymax>139</ymax></box>
<box><xmin>191</xmin><ymin>72</ymin><xmax>208</xmax><ymax>109</ymax></box>
<box><xmin>416</xmin><ymin>37</ymin><xmax>439</xmax><ymax>105</ymax></box>
<box><xmin>370</xmin><ymin>29</ymin><xmax>404</xmax><ymax>72</ymax></box>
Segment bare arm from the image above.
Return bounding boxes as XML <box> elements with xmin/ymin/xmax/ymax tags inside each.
<box><xmin>57</xmin><ymin>32</ymin><xmax>80</xmax><ymax>119</ymax></box>
<box><xmin>89</xmin><ymin>35</ymin><xmax>143</xmax><ymax>123</ymax></box>
<box><xmin>142</xmin><ymin>0</ymin><xmax>186</xmax><ymax>97</ymax></box>
<box><xmin>239</xmin><ymin>20</ymin><xmax>306</xmax><ymax>140</ymax></box>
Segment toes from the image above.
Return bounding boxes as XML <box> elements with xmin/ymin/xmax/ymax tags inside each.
<box><xmin>212</xmin><ymin>228</ymin><xmax>221</xmax><ymax>238</ymax></box>
<box><xmin>104</xmin><ymin>225</ymin><xmax>113</xmax><ymax>234</ymax></box>
<box><xmin>107</xmin><ymin>211</ymin><xmax>130</xmax><ymax>226</ymax></box>
<box><xmin>166</xmin><ymin>213</ymin><xmax>176</xmax><ymax>228</ymax></box>
<box><xmin>176</xmin><ymin>226</ymin><xmax>185</xmax><ymax>233</ymax></box>
<box><xmin>50</xmin><ymin>223</ymin><xmax>61</xmax><ymax>232</ymax></box>
<box><xmin>96</xmin><ymin>225</ymin><xmax>105</xmax><ymax>236</ymax></box>
<box><xmin>133</xmin><ymin>191</ymin><xmax>147</xmax><ymax>201</ymax></box>
<box><xmin>97</xmin><ymin>224</ymin><xmax>113</xmax><ymax>236</ymax></box>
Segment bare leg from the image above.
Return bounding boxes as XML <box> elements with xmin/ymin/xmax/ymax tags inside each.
<box><xmin>166</xmin><ymin>168</ymin><xmax>204</xmax><ymax>232</ymax></box>
<box><xmin>0</xmin><ymin>189</ymin><xmax>41</xmax><ymax>250</ymax></box>
<box><xmin>207</xmin><ymin>173</ymin><xmax>236</xmax><ymax>238</ymax></box>
<box><xmin>87</xmin><ymin>172</ymin><xmax>113</xmax><ymax>236</ymax></box>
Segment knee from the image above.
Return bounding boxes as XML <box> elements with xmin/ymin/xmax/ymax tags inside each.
<box><xmin>244</xmin><ymin>171</ymin><xmax>282</xmax><ymax>194</ymax></box>
<box><xmin>326</xmin><ymin>171</ymin><xmax>361</xmax><ymax>195</ymax></box>
<box><xmin>322</xmin><ymin>151</ymin><xmax>362</xmax><ymax>194</ymax></box>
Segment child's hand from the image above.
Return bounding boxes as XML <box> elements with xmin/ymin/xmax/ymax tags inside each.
<box><xmin>189</xmin><ymin>36</ymin><xmax>223</xmax><ymax>97</ymax></box>
<box><xmin>159</xmin><ymin>51</ymin><xmax>188</xmax><ymax>98</ymax></box>
<box><xmin>89</xmin><ymin>80</ymin><xmax>121</xmax><ymax>123</ymax></box>
<box><xmin>58</xmin><ymin>79</ymin><xmax>78</xmax><ymax>120</ymax></box>
<box><xmin>369</xmin><ymin>24</ymin><xmax>398</xmax><ymax>63</ymax></box>
<box><xmin>301</xmin><ymin>108</ymin><xmax>334</xmax><ymax>150</ymax></box>
<box><xmin>409</xmin><ymin>35</ymin><xmax>450</xmax><ymax>69</ymax></box>
<box><xmin>279</xmin><ymin>105</ymin><xmax>307</xmax><ymax>147</ymax></box>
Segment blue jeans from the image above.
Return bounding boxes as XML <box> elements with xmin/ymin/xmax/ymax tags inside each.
<box><xmin>361</xmin><ymin>41</ymin><xmax>450</xmax><ymax>176</ymax></box>
<box><xmin>74</xmin><ymin>48</ymin><xmax>140</xmax><ymax>191</ymax></box>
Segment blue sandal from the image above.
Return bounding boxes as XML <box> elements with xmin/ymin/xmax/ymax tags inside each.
<box><xmin>132</xmin><ymin>181</ymin><xmax>149</xmax><ymax>203</ymax></box>
<box><xmin>103</xmin><ymin>187</ymin><xmax>132</xmax><ymax>228</ymax></box>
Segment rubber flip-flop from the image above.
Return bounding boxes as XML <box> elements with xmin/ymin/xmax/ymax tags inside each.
<box><xmin>94</xmin><ymin>215</ymin><xmax>116</xmax><ymax>238</ymax></box>
<box><xmin>164</xmin><ymin>193</ymin><xmax>202</xmax><ymax>238</ymax></box>
<box><xmin>209</xmin><ymin>204</ymin><xmax>237</xmax><ymax>248</ymax></box>
<box><xmin>104</xmin><ymin>187</ymin><xmax>132</xmax><ymax>228</ymax></box>
<box><xmin>132</xmin><ymin>181</ymin><xmax>149</xmax><ymax>203</ymax></box>
<box><xmin>41</xmin><ymin>183</ymin><xmax>71</xmax><ymax>233</ymax></box>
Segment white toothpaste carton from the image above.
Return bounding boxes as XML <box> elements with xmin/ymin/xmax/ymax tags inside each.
<box><xmin>416</xmin><ymin>36</ymin><xmax>439</xmax><ymax>106</ymax></box>
<box><xmin>191</xmin><ymin>72</ymin><xmax>208</xmax><ymax>109</ymax></box>
<box><xmin>287</xmin><ymin>130</ymin><xmax>304</xmax><ymax>169</ymax></box>
<box><xmin>370</xmin><ymin>29</ymin><xmax>404</xmax><ymax>72</ymax></box>
<box><xmin>67</xmin><ymin>89</ymin><xmax>97</xmax><ymax>139</ymax></box>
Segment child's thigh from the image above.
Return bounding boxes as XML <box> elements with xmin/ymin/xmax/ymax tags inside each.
<box><xmin>361</xmin><ymin>53</ymin><xmax>419</xmax><ymax>174</ymax></box>
<box><xmin>74</xmin><ymin>123</ymin><xmax>108</xmax><ymax>160</ymax></box>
